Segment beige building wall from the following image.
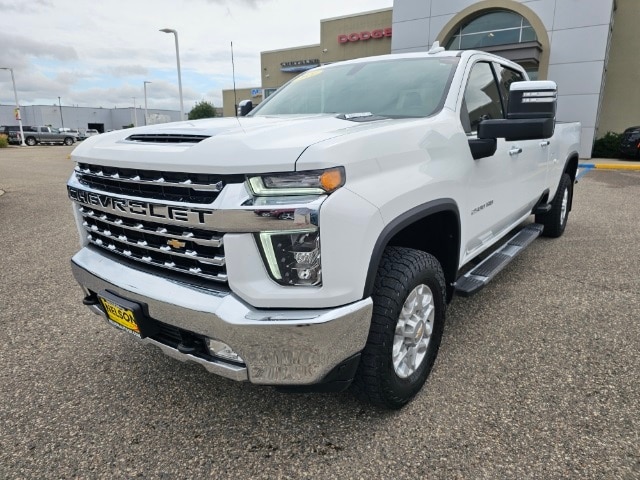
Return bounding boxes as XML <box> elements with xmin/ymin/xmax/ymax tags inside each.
<box><xmin>222</xmin><ymin>87</ymin><xmax>263</xmax><ymax>117</ymax></box>
<box><xmin>320</xmin><ymin>9</ymin><xmax>393</xmax><ymax>64</ymax></box>
<box><xmin>598</xmin><ymin>0</ymin><xmax>640</xmax><ymax>136</ymax></box>
<box><xmin>262</xmin><ymin>44</ymin><xmax>323</xmax><ymax>89</ymax></box>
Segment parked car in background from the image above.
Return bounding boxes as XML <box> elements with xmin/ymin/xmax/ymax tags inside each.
<box><xmin>0</xmin><ymin>125</ymin><xmax>30</xmax><ymax>145</ymax></box>
<box><xmin>85</xmin><ymin>129</ymin><xmax>100</xmax><ymax>137</ymax></box>
<box><xmin>60</xmin><ymin>128</ymin><xmax>84</xmax><ymax>140</ymax></box>
<box><xmin>619</xmin><ymin>125</ymin><xmax>640</xmax><ymax>159</ymax></box>
<box><xmin>22</xmin><ymin>126</ymin><xmax>77</xmax><ymax>146</ymax></box>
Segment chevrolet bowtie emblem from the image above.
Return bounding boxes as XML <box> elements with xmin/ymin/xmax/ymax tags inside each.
<box><xmin>167</xmin><ymin>239</ymin><xmax>186</xmax><ymax>249</ymax></box>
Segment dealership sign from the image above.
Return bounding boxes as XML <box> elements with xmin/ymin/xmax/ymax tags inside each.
<box><xmin>280</xmin><ymin>59</ymin><xmax>321</xmax><ymax>73</ymax></box>
<box><xmin>338</xmin><ymin>28</ymin><xmax>392</xmax><ymax>43</ymax></box>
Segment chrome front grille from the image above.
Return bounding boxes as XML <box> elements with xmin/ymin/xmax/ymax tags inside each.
<box><xmin>78</xmin><ymin>206</ymin><xmax>228</xmax><ymax>283</ymax></box>
<box><xmin>75</xmin><ymin>163</ymin><xmax>245</xmax><ymax>204</ymax></box>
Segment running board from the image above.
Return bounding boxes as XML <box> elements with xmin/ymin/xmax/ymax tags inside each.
<box><xmin>455</xmin><ymin>224</ymin><xmax>544</xmax><ymax>297</ymax></box>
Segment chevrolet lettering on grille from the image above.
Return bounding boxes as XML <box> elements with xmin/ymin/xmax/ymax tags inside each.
<box><xmin>67</xmin><ymin>187</ymin><xmax>215</xmax><ymax>225</ymax></box>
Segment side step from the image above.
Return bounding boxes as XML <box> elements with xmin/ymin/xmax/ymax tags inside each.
<box><xmin>454</xmin><ymin>223</ymin><xmax>544</xmax><ymax>297</ymax></box>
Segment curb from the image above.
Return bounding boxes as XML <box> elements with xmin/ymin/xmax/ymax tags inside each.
<box><xmin>579</xmin><ymin>163</ymin><xmax>640</xmax><ymax>171</ymax></box>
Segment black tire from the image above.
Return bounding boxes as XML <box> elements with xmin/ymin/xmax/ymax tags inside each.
<box><xmin>25</xmin><ymin>137</ymin><xmax>37</xmax><ymax>146</ymax></box>
<box><xmin>536</xmin><ymin>173</ymin><xmax>572</xmax><ymax>238</ymax></box>
<box><xmin>63</xmin><ymin>137</ymin><xmax>74</xmax><ymax>146</ymax></box>
<box><xmin>352</xmin><ymin>247</ymin><xmax>446</xmax><ymax>409</ymax></box>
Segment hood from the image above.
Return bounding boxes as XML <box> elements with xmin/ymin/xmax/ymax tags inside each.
<box><xmin>71</xmin><ymin>114</ymin><xmax>394</xmax><ymax>174</ymax></box>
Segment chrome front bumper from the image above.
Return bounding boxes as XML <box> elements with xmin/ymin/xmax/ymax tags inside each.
<box><xmin>71</xmin><ymin>247</ymin><xmax>373</xmax><ymax>385</ymax></box>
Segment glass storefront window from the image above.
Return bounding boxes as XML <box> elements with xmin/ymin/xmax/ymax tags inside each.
<box><xmin>446</xmin><ymin>10</ymin><xmax>538</xmax><ymax>49</ymax></box>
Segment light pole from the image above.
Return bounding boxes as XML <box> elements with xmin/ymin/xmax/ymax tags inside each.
<box><xmin>132</xmin><ymin>97</ymin><xmax>137</xmax><ymax>127</ymax></box>
<box><xmin>0</xmin><ymin>67</ymin><xmax>26</xmax><ymax>146</ymax></box>
<box><xmin>143</xmin><ymin>81</ymin><xmax>152</xmax><ymax>126</ymax></box>
<box><xmin>58</xmin><ymin>96</ymin><xmax>64</xmax><ymax>129</ymax></box>
<box><xmin>159</xmin><ymin>28</ymin><xmax>184</xmax><ymax>119</ymax></box>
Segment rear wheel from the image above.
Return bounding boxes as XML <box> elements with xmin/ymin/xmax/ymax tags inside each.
<box><xmin>25</xmin><ymin>137</ymin><xmax>37</xmax><ymax>146</ymax></box>
<box><xmin>63</xmin><ymin>137</ymin><xmax>74</xmax><ymax>146</ymax></box>
<box><xmin>352</xmin><ymin>247</ymin><xmax>446</xmax><ymax>409</ymax></box>
<box><xmin>536</xmin><ymin>173</ymin><xmax>572</xmax><ymax>238</ymax></box>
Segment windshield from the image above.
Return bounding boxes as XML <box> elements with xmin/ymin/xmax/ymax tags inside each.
<box><xmin>252</xmin><ymin>57</ymin><xmax>459</xmax><ymax>118</ymax></box>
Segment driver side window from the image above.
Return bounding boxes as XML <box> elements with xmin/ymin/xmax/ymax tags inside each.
<box><xmin>461</xmin><ymin>62</ymin><xmax>504</xmax><ymax>135</ymax></box>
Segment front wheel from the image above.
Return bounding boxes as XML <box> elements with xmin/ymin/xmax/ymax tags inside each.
<box><xmin>352</xmin><ymin>247</ymin><xmax>446</xmax><ymax>409</ymax></box>
<box><xmin>536</xmin><ymin>173</ymin><xmax>572</xmax><ymax>238</ymax></box>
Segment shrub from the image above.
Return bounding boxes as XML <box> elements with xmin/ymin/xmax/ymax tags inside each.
<box><xmin>592</xmin><ymin>131</ymin><xmax>622</xmax><ymax>158</ymax></box>
<box><xmin>0</xmin><ymin>134</ymin><xmax>8</xmax><ymax>148</ymax></box>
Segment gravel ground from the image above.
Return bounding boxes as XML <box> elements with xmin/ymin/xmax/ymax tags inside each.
<box><xmin>0</xmin><ymin>145</ymin><xmax>638</xmax><ymax>479</ymax></box>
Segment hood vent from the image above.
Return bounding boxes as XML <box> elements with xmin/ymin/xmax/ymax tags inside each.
<box><xmin>126</xmin><ymin>133</ymin><xmax>210</xmax><ymax>144</ymax></box>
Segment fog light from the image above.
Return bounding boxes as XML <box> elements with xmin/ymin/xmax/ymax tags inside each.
<box><xmin>207</xmin><ymin>339</ymin><xmax>244</xmax><ymax>363</ymax></box>
<box><xmin>257</xmin><ymin>229</ymin><xmax>321</xmax><ymax>286</ymax></box>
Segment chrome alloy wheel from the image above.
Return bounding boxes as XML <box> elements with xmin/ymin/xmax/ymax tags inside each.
<box><xmin>560</xmin><ymin>186</ymin><xmax>569</xmax><ymax>225</ymax></box>
<box><xmin>393</xmin><ymin>284</ymin><xmax>435</xmax><ymax>379</ymax></box>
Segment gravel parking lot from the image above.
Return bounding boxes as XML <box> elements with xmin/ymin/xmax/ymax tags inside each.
<box><xmin>0</xmin><ymin>145</ymin><xmax>638</xmax><ymax>479</ymax></box>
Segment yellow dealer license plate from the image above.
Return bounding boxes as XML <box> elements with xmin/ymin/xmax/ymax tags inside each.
<box><xmin>99</xmin><ymin>296</ymin><xmax>141</xmax><ymax>337</ymax></box>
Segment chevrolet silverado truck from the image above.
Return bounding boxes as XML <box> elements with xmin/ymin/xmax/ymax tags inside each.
<box><xmin>67</xmin><ymin>46</ymin><xmax>581</xmax><ymax>409</ymax></box>
<box><xmin>22</xmin><ymin>126</ymin><xmax>77</xmax><ymax>146</ymax></box>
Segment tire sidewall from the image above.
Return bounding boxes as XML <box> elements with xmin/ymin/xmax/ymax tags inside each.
<box><xmin>373</xmin><ymin>251</ymin><xmax>446</xmax><ymax>408</ymax></box>
<box><xmin>376</xmin><ymin>259</ymin><xmax>446</xmax><ymax>404</ymax></box>
<box><xmin>556</xmin><ymin>174</ymin><xmax>571</xmax><ymax>234</ymax></box>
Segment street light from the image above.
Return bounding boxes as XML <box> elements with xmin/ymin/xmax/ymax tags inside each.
<box><xmin>58</xmin><ymin>96</ymin><xmax>64</xmax><ymax>129</ymax></box>
<box><xmin>159</xmin><ymin>28</ymin><xmax>184</xmax><ymax>119</ymax></box>
<box><xmin>132</xmin><ymin>97</ymin><xmax>137</xmax><ymax>127</ymax></box>
<box><xmin>0</xmin><ymin>67</ymin><xmax>26</xmax><ymax>146</ymax></box>
<box><xmin>143</xmin><ymin>81</ymin><xmax>152</xmax><ymax>126</ymax></box>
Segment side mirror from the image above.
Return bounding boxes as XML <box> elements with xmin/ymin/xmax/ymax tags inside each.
<box><xmin>478</xmin><ymin>81</ymin><xmax>557</xmax><ymax>141</ymax></box>
<box><xmin>237</xmin><ymin>99</ymin><xmax>253</xmax><ymax>116</ymax></box>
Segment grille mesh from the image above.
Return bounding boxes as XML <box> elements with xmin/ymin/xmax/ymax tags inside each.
<box><xmin>79</xmin><ymin>206</ymin><xmax>227</xmax><ymax>283</ymax></box>
<box><xmin>75</xmin><ymin>163</ymin><xmax>244</xmax><ymax>204</ymax></box>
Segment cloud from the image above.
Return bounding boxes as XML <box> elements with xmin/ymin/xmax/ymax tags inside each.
<box><xmin>101</xmin><ymin>65</ymin><xmax>150</xmax><ymax>78</ymax></box>
<box><xmin>0</xmin><ymin>32</ymin><xmax>78</xmax><ymax>63</ymax></box>
<box><xmin>200</xmin><ymin>0</ymin><xmax>269</xmax><ymax>6</ymax></box>
<box><xmin>0</xmin><ymin>0</ymin><xmax>52</xmax><ymax>11</ymax></box>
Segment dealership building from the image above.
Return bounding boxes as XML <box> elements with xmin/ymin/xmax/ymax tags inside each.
<box><xmin>0</xmin><ymin>104</ymin><xmax>182</xmax><ymax>134</ymax></box>
<box><xmin>224</xmin><ymin>0</ymin><xmax>639</xmax><ymax>158</ymax></box>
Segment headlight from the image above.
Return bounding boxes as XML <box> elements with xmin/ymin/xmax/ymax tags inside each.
<box><xmin>256</xmin><ymin>230</ymin><xmax>321</xmax><ymax>286</ymax></box>
<box><xmin>247</xmin><ymin>167</ymin><xmax>345</xmax><ymax>196</ymax></box>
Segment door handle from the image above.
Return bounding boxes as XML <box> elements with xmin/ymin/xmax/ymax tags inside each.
<box><xmin>509</xmin><ymin>147</ymin><xmax>522</xmax><ymax>156</ymax></box>
<box><xmin>540</xmin><ymin>140</ymin><xmax>550</xmax><ymax>147</ymax></box>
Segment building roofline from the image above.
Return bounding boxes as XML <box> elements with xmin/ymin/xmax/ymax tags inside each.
<box><xmin>261</xmin><ymin>43</ymin><xmax>321</xmax><ymax>55</ymax></box>
<box><xmin>320</xmin><ymin>7</ymin><xmax>392</xmax><ymax>23</ymax></box>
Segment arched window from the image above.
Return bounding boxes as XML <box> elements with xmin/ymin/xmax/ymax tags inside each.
<box><xmin>445</xmin><ymin>10</ymin><xmax>541</xmax><ymax>79</ymax></box>
<box><xmin>446</xmin><ymin>10</ymin><xmax>537</xmax><ymax>50</ymax></box>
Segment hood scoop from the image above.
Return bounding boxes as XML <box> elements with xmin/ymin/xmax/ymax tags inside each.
<box><xmin>125</xmin><ymin>133</ymin><xmax>210</xmax><ymax>144</ymax></box>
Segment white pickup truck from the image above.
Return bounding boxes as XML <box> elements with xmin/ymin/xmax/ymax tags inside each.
<box><xmin>67</xmin><ymin>46</ymin><xmax>580</xmax><ymax>409</ymax></box>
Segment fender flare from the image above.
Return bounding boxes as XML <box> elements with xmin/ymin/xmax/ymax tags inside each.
<box><xmin>362</xmin><ymin>198</ymin><xmax>460</xmax><ymax>298</ymax></box>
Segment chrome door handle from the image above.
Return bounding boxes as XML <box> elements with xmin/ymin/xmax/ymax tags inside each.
<box><xmin>540</xmin><ymin>140</ymin><xmax>550</xmax><ymax>147</ymax></box>
<box><xmin>509</xmin><ymin>147</ymin><xmax>522</xmax><ymax>156</ymax></box>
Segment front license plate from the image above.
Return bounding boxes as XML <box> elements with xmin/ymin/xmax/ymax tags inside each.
<box><xmin>99</xmin><ymin>296</ymin><xmax>141</xmax><ymax>337</ymax></box>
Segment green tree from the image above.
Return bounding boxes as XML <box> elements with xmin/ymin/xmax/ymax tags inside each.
<box><xmin>188</xmin><ymin>101</ymin><xmax>217</xmax><ymax>120</ymax></box>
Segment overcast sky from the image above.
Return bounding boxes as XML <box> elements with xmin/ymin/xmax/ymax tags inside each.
<box><xmin>0</xmin><ymin>0</ymin><xmax>393</xmax><ymax>113</ymax></box>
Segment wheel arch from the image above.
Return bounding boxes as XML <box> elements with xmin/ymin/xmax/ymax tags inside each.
<box><xmin>564</xmin><ymin>151</ymin><xmax>579</xmax><ymax>182</ymax></box>
<box><xmin>363</xmin><ymin>199</ymin><xmax>461</xmax><ymax>303</ymax></box>
<box><xmin>563</xmin><ymin>151</ymin><xmax>579</xmax><ymax>210</ymax></box>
